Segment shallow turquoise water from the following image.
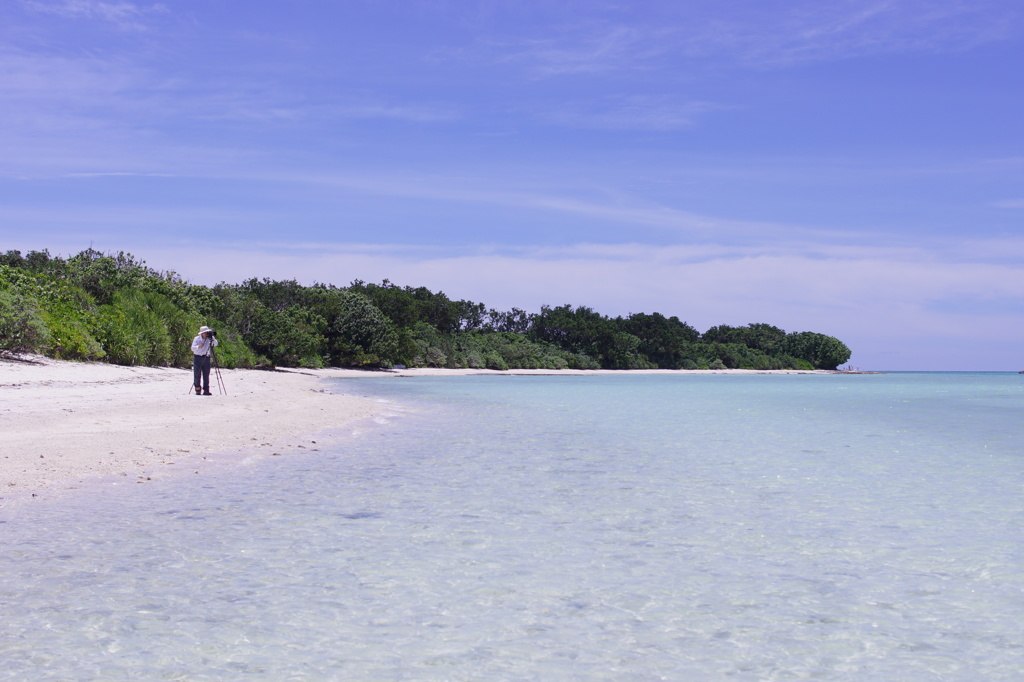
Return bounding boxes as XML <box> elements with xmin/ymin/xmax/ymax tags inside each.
<box><xmin>1</xmin><ymin>373</ymin><xmax>1022</xmax><ymax>680</ymax></box>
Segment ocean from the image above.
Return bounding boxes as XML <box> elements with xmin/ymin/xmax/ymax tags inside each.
<box><xmin>1</xmin><ymin>373</ymin><xmax>1022</xmax><ymax>680</ymax></box>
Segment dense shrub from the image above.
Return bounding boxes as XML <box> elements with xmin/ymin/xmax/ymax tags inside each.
<box><xmin>97</xmin><ymin>290</ymin><xmax>173</xmax><ymax>366</ymax></box>
<box><xmin>95</xmin><ymin>289</ymin><xmax>208</xmax><ymax>366</ymax></box>
<box><xmin>204</xmin><ymin>327</ymin><xmax>263</xmax><ymax>369</ymax></box>
<box><xmin>40</xmin><ymin>303</ymin><xmax>105</xmax><ymax>360</ymax></box>
<box><xmin>0</xmin><ymin>288</ymin><xmax>51</xmax><ymax>354</ymax></box>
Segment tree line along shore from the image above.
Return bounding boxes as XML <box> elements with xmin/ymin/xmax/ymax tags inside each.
<box><xmin>0</xmin><ymin>249</ymin><xmax>852</xmax><ymax>372</ymax></box>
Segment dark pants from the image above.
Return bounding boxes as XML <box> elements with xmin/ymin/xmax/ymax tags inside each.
<box><xmin>193</xmin><ymin>354</ymin><xmax>211</xmax><ymax>392</ymax></box>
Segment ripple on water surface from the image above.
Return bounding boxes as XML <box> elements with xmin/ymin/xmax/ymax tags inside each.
<box><xmin>1</xmin><ymin>373</ymin><xmax>1023</xmax><ymax>680</ymax></box>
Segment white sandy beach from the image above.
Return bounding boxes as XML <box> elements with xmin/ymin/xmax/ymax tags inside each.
<box><xmin>0</xmin><ymin>355</ymin><xmax>831</xmax><ymax>502</ymax></box>
<box><xmin>0</xmin><ymin>355</ymin><xmax>389</xmax><ymax>502</ymax></box>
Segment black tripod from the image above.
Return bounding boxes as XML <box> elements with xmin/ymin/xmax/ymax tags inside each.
<box><xmin>209</xmin><ymin>343</ymin><xmax>227</xmax><ymax>395</ymax></box>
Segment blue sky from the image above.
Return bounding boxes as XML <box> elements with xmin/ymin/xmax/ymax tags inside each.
<box><xmin>2</xmin><ymin>1</ymin><xmax>1022</xmax><ymax>370</ymax></box>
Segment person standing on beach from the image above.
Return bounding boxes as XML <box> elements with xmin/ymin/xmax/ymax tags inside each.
<box><xmin>191</xmin><ymin>325</ymin><xmax>219</xmax><ymax>396</ymax></box>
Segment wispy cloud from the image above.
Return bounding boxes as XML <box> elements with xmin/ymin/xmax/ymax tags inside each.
<box><xmin>331</xmin><ymin>103</ymin><xmax>460</xmax><ymax>124</ymax></box>
<box><xmin>0</xmin><ymin>50</ymin><xmax>141</xmax><ymax>130</ymax></box>
<box><xmin>21</xmin><ymin>0</ymin><xmax>168</xmax><ymax>31</ymax></box>
<box><xmin>538</xmin><ymin>95</ymin><xmax>723</xmax><ymax>131</ymax></box>
<box><xmin>63</xmin><ymin>171</ymin><xmax>176</xmax><ymax>178</ymax></box>
<box><xmin>480</xmin><ymin>1</ymin><xmax>1020</xmax><ymax>77</ymax></box>
<box><xmin>492</xmin><ymin>25</ymin><xmax>656</xmax><ymax>76</ymax></box>
<box><xmin>259</xmin><ymin>169</ymin><xmax>809</xmax><ymax>242</ymax></box>
<box><xmin>731</xmin><ymin>0</ymin><xmax>1019</xmax><ymax>65</ymax></box>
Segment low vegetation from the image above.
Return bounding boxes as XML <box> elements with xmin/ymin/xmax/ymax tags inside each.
<box><xmin>0</xmin><ymin>249</ymin><xmax>852</xmax><ymax>371</ymax></box>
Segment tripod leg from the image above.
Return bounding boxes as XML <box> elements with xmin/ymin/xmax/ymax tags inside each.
<box><xmin>211</xmin><ymin>347</ymin><xmax>227</xmax><ymax>395</ymax></box>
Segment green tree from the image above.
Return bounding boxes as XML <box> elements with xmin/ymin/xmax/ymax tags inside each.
<box><xmin>783</xmin><ymin>332</ymin><xmax>851</xmax><ymax>370</ymax></box>
<box><xmin>0</xmin><ymin>250</ymin><xmax>26</xmax><ymax>268</ymax></box>
<box><xmin>727</xmin><ymin>323</ymin><xmax>787</xmax><ymax>354</ymax></box>
<box><xmin>528</xmin><ymin>304</ymin><xmax>606</xmax><ymax>358</ymax></box>
<box><xmin>701</xmin><ymin>324</ymin><xmax>737</xmax><ymax>344</ymax></box>
<box><xmin>328</xmin><ymin>292</ymin><xmax>399</xmax><ymax>366</ymax></box>
<box><xmin>66</xmin><ymin>249</ymin><xmax>152</xmax><ymax>305</ymax></box>
<box><xmin>485</xmin><ymin>307</ymin><xmax>532</xmax><ymax>334</ymax></box>
<box><xmin>602</xmin><ymin>331</ymin><xmax>653</xmax><ymax>369</ymax></box>
<box><xmin>244</xmin><ymin>304</ymin><xmax>326</xmax><ymax>367</ymax></box>
<box><xmin>620</xmin><ymin>312</ymin><xmax>700</xmax><ymax>368</ymax></box>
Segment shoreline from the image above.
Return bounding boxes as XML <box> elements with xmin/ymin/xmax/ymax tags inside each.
<box><xmin>349</xmin><ymin>366</ymin><xmax>854</xmax><ymax>377</ymax></box>
<box><xmin>0</xmin><ymin>355</ymin><xmax>852</xmax><ymax>503</ymax></box>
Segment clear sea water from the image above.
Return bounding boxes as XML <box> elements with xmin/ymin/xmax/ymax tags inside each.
<box><xmin>2</xmin><ymin>373</ymin><xmax>1022</xmax><ymax>680</ymax></box>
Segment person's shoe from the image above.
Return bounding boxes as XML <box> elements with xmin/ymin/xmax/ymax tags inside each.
<box><xmin>194</xmin><ymin>386</ymin><xmax>201</xmax><ymax>395</ymax></box>
<box><xmin>203</xmin><ymin>391</ymin><xmax>212</xmax><ymax>396</ymax></box>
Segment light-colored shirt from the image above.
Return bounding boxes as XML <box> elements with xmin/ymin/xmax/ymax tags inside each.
<box><xmin>191</xmin><ymin>334</ymin><xmax>219</xmax><ymax>356</ymax></box>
